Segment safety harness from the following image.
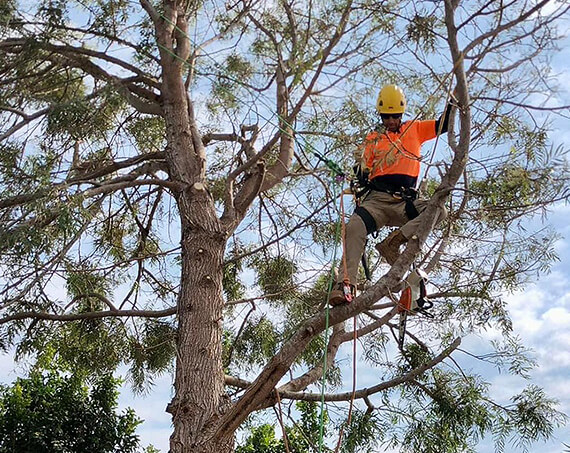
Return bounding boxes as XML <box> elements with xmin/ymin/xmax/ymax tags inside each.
<box><xmin>353</xmin><ymin>174</ymin><xmax>420</xmax><ymax>236</ymax></box>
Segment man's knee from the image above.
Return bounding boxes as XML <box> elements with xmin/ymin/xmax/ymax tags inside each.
<box><xmin>346</xmin><ymin>214</ymin><xmax>368</xmax><ymax>239</ymax></box>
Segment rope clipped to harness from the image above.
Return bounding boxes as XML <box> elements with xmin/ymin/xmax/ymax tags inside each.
<box><xmin>313</xmin><ymin>150</ymin><xmax>358</xmax><ymax>305</ymax></box>
<box><xmin>397</xmin><ymin>267</ymin><xmax>434</xmax><ymax>349</ymax></box>
<box><xmin>313</xmin><ymin>150</ymin><xmax>346</xmax><ymax>181</ymax></box>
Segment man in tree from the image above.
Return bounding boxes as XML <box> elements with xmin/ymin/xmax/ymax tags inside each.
<box><xmin>330</xmin><ymin>84</ymin><xmax>451</xmax><ymax>306</ymax></box>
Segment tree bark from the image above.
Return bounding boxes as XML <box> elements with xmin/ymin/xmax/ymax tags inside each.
<box><xmin>167</xmin><ymin>205</ymin><xmax>231</xmax><ymax>453</ymax></box>
<box><xmin>162</xmin><ymin>110</ymin><xmax>233</xmax><ymax>452</ymax></box>
<box><xmin>157</xmin><ymin>16</ymin><xmax>232</xmax><ymax>451</ymax></box>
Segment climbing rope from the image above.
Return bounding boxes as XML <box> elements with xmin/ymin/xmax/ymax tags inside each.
<box><xmin>318</xmin><ymin>173</ymin><xmax>345</xmax><ymax>452</ymax></box>
<box><xmin>333</xmin><ymin>314</ymin><xmax>359</xmax><ymax>453</ymax></box>
<box><xmin>275</xmin><ymin>389</ymin><xmax>291</xmax><ymax>453</ymax></box>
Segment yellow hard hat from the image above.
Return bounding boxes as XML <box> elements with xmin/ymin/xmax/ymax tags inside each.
<box><xmin>376</xmin><ymin>85</ymin><xmax>406</xmax><ymax>114</ymax></box>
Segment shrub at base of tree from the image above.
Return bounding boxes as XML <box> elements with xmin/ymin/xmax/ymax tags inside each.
<box><xmin>0</xmin><ymin>371</ymin><xmax>142</xmax><ymax>453</ymax></box>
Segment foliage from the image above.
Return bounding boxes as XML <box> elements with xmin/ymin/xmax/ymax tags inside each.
<box><xmin>250</xmin><ymin>254</ymin><xmax>298</xmax><ymax>302</ymax></box>
<box><xmin>340</xmin><ymin>410</ymin><xmax>385</xmax><ymax>453</ymax></box>
<box><xmin>231</xmin><ymin>315</ymin><xmax>279</xmax><ymax>371</ymax></box>
<box><xmin>237</xmin><ymin>401</ymin><xmax>329</xmax><ymax>453</ymax></box>
<box><xmin>0</xmin><ymin>370</ymin><xmax>142</xmax><ymax>453</ymax></box>
<box><xmin>236</xmin><ymin>424</ymin><xmax>282</xmax><ymax>453</ymax></box>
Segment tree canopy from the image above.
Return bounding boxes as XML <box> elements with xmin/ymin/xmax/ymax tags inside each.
<box><xmin>1</xmin><ymin>0</ymin><xmax>569</xmax><ymax>452</ymax></box>
<box><xmin>0</xmin><ymin>369</ymin><xmax>142</xmax><ymax>453</ymax></box>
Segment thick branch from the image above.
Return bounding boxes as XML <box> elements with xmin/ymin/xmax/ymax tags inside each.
<box><xmin>1</xmin><ymin>39</ymin><xmax>161</xmax><ymax>113</ymax></box>
<box><xmin>259</xmin><ymin>62</ymin><xmax>294</xmax><ymax>193</ymax></box>
<box><xmin>279</xmin><ymin>337</ymin><xmax>461</xmax><ymax>402</ymax></box>
<box><xmin>216</xmin><ymin>271</ymin><xmax>406</xmax><ymax>439</ymax></box>
<box><xmin>279</xmin><ymin>323</ymin><xmax>345</xmax><ymax>393</ymax></box>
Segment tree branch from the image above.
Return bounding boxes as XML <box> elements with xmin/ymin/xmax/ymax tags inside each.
<box><xmin>279</xmin><ymin>337</ymin><xmax>461</xmax><ymax>403</ymax></box>
<box><xmin>462</xmin><ymin>0</ymin><xmax>557</xmax><ymax>56</ymax></box>
<box><xmin>0</xmin><ymin>153</ymin><xmax>170</xmax><ymax>209</ymax></box>
<box><xmin>0</xmin><ymin>307</ymin><xmax>176</xmax><ymax>324</ymax></box>
<box><xmin>224</xmin><ymin>337</ymin><xmax>461</xmax><ymax>404</ymax></box>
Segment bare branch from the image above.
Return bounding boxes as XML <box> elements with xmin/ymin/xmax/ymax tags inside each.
<box><xmin>0</xmin><ymin>152</ymin><xmax>169</xmax><ymax>209</ymax></box>
<box><xmin>279</xmin><ymin>337</ymin><xmax>460</xmax><ymax>403</ymax></box>
<box><xmin>0</xmin><ymin>306</ymin><xmax>176</xmax><ymax>324</ymax></box>
<box><xmin>223</xmin><ymin>338</ymin><xmax>462</xmax><ymax>404</ymax></box>
<box><xmin>463</xmin><ymin>0</ymin><xmax>561</xmax><ymax>56</ymax></box>
<box><xmin>0</xmin><ymin>106</ymin><xmax>51</xmax><ymax>141</ymax></box>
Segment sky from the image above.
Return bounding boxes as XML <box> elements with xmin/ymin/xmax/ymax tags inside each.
<box><xmin>1</xmin><ymin>3</ymin><xmax>570</xmax><ymax>453</ymax></box>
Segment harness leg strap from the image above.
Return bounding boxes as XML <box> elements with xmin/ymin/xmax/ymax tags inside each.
<box><xmin>354</xmin><ymin>206</ymin><xmax>377</xmax><ymax>235</ymax></box>
<box><xmin>361</xmin><ymin>239</ymin><xmax>372</xmax><ymax>281</ymax></box>
<box><xmin>405</xmin><ymin>199</ymin><xmax>420</xmax><ymax>220</ymax></box>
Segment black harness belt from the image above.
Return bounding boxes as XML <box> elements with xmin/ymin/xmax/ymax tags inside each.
<box><xmin>403</xmin><ymin>196</ymin><xmax>419</xmax><ymax>220</ymax></box>
<box><xmin>368</xmin><ymin>179</ymin><xmax>420</xmax><ymax>221</ymax></box>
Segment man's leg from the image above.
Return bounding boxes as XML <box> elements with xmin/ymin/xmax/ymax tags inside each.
<box><xmin>329</xmin><ymin>192</ymin><xmax>394</xmax><ymax>305</ymax></box>
<box><xmin>329</xmin><ymin>214</ymin><xmax>368</xmax><ymax>305</ymax></box>
<box><xmin>377</xmin><ymin>199</ymin><xmax>448</xmax><ymax>264</ymax></box>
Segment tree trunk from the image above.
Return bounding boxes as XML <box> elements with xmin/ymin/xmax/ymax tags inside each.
<box><xmin>159</xmin><ymin>55</ymin><xmax>232</xmax><ymax>452</ymax></box>
<box><xmin>168</xmin><ymin>202</ymin><xmax>232</xmax><ymax>453</ymax></box>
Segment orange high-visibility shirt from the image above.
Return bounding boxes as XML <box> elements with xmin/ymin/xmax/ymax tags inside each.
<box><xmin>362</xmin><ymin>120</ymin><xmax>437</xmax><ymax>179</ymax></box>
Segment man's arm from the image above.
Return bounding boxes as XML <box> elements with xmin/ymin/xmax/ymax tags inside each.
<box><xmin>435</xmin><ymin>94</ymin><xmax>460</xmax><ymax>135</ymax></box>
<box><xmin>435</xmin><ymin>102</ymin><xmax>452</xmax><ymax>135</ymax></box>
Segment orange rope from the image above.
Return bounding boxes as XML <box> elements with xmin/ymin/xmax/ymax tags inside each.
<box><xmin>339</xmin><ymin>188</ymin><xmax>350</xmax><ymax>286</ymax></box>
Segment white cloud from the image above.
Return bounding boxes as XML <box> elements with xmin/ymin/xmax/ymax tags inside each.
<box><xmin>542</xmin><ymin>307</ymin><xmax>570</xmax><ymax>327</ymax></box>
<box><xmin>487</xmin><ymin>373</ymin><xmax>526</xmax><ymax>405</ymax></box>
